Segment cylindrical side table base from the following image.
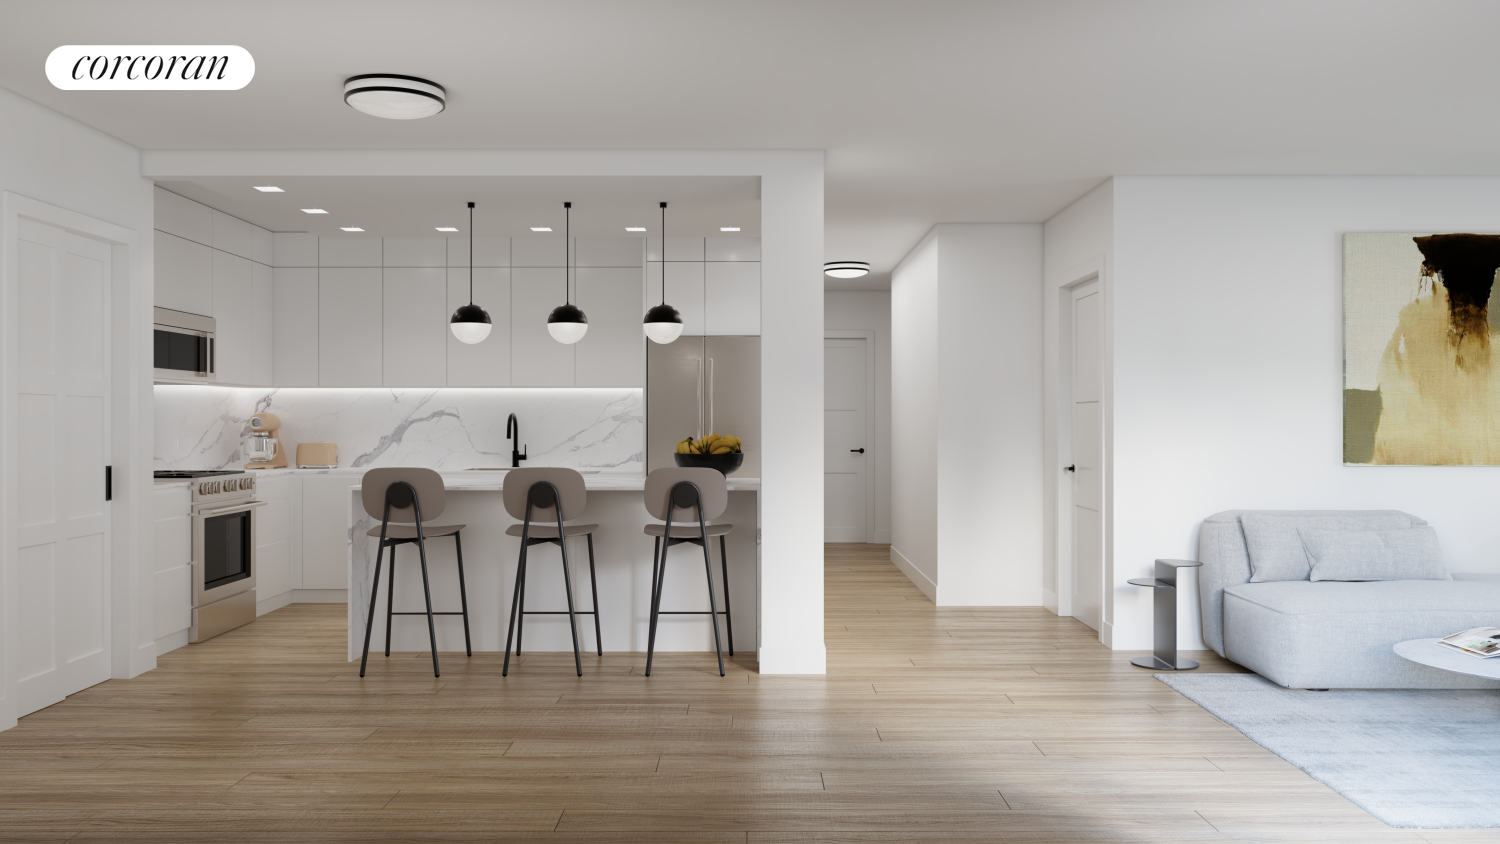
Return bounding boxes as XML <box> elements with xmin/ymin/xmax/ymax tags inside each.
<box><xmin>1131</xmin><ymin>656</ymin><xmax>1199</xmax><ymax>671</ymax></box>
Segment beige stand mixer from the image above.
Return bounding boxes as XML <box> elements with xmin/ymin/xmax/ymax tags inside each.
<box><xmin>244</xmin><ymin>412</ymin><xmax>287</xmax><ymax>469</ymax></box>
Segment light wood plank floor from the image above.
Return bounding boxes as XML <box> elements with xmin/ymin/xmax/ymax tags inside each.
<box><xmin>0</xmin><ymin>544</ymin><xmax>1490</xmax><ymax>843</ymax></box>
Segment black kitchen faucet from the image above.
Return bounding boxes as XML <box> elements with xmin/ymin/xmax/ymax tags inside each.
<box><xmin>506</xmin><ymin>413</ymin><xmax>528</xmax><ymax>468</ymax></box>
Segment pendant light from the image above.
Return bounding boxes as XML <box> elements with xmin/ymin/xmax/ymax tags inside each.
<box><xmin>450</xmin><ymin>201</ymin><xmax>492</xmax><ymax>344</ymax></box>
<box><xmin>546</xmin><ymin>201</ymin><xmax>589</xmax><ymax>344</ymax></box>
<box><xmin>643</xmin><ymin>201</ymin><xmax>685</xmax><ymax>344</ymax></box>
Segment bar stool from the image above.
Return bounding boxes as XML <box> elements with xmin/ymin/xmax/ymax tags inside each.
<box><xmin>358</xmin><ymin>468</ymin><xmax>471</xmax><ymax>678</ymax></box>
<box><xmin>643</xmin><ymin>467</ymin><xmax>734</xmax><ymax>677</ymax></box>
<box><xmin>502</xmin><ymin>468</ymin><xmax>602</xmax><ymax>677</ymax></box>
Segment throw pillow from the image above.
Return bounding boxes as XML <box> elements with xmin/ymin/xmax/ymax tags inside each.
<box><xmin>1299</xmin><ymin>525</ymin><xmax>1450</xmax><ymax>582</ymax></box>
<box><xmin>1240</xmin><ymin>513</ymin><xmax>1412</xmax><ymax>582</ymax></box>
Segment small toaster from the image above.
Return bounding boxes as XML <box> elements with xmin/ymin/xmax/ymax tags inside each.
<box><xmin>295</xmin><ymin>442</ymin><xmax>338</xmax><ymax>468</ymax></box>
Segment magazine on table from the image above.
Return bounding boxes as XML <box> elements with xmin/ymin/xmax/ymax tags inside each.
<box><xmin>1437</xmin><ymin>627</ymin><xmax>1500</xmax><ymax>659</ymax></box>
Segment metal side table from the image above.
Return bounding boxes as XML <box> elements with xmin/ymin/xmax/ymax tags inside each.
<box><xmin>1127</xmin><ymin>559</ymin><xmax>1202</xmax><ymax>670</ymax></box>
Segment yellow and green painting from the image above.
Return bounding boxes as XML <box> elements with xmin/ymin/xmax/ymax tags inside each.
<box><xmin>1345</xmin><ymin>232</ymin><xmax>1500</xmax><ymax>465</ymax></box>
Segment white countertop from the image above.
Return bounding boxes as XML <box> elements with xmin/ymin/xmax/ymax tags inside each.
<box><xmin>156</xmin><ymin>468</ymin><xmax>759</xmax><ymax>492</ymax></box>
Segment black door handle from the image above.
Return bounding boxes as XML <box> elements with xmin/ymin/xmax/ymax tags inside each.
<box><xmin>851</xmin><ymin>448</ymin><xmax>865</xmax><ymax>454</ymax></box>
<box><xmin>1064</xmin><ymin>464</ymin><xmax>1076</xmax><ymax>473</ymax></box>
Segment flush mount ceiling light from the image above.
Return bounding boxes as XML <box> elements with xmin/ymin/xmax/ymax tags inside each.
<box><xmin>302</xmin><ymin>208</ymin><xmax>328</xmax><ymax>214</ymax></box>
<box><xmin>824</xmin><ymin>261</ymin><xmax>871</xmax><ymax>279</ymax></box>
<box><xmin>253</xmin><ymin>186</ymin><xmax>283</xmax><ymax>192</ymax></box>
<box><xmin>546</xmin><ymin>202</ymin><xmax>588</xmax><ymax>345</ymax></box>
<box><xmin>720</xmin><ymin>227</ymin><xmax>740</xmax><ymax>232</ymax></box>
<box><xmin>341</xmin><ymin>227</ymin><xmax>364</xmax><ymax>232</ymax></box>
<box><xmin>643</xmin><ymin>201</ymin><xmax>685</xmax><ymax>345</ymax></box>
<box><xmin>435</xmin><ymin>227</ymin><xmax>458</xmax><ymax>232</ymax></box>
<box><xmin>450</xmin><ymin>201</ymin><xmax>492</xmax><ymax>345</ymax></box>
<box><xmin>343</xmin><ymin>74</ymin><xmax>445</xmax><ymax>120</ymax></box>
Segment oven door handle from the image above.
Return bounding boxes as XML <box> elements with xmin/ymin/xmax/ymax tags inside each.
<box><xmin>199</xmin><ymin>500</ymin><xmax>267</xmax><ymax>517</ymax></box>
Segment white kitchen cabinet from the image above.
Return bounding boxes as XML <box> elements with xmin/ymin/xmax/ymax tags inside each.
<box><xmin>705</xmin><ymin>237</ymin><xmax>761</xmax><ymax>262</ymax></box>
<box><xmin>511</xmin><ymin>267</ymin><xmax>574</xmax><ymax>386</ymax></box>
<box><xmin>321</xmin><ymin>237</ymin><xmax>382</xmax><ymax>267</ymax></box>
<box><xmin>447</xmin><ymin>237</ymin><xmax>510</xmax><ymax>267</ymax></box>
<box><xmin>577</xmin><ymin>237</ymin><xmax>643</xmax><ymax>267</ymax></box>
<box><xmin>154</xmin><ymin>230</ymin><xmax>213</xmax><ymax>316</ymax></box>
<box><xmin>212</xmin><ymin>210</ymin><xmax>254</xmax><ymax>260</ymax></box>
<box><xmin>302</xmin><ymin>475</ymin><xmax>354</xmax><ymax>590</ymax></box>
<box><xmin>382</xmin><ymin>237</ymin><xmax>446</xmax><ymax>267</ymax></box>
<box><xmin>273</xmin><ymin>268</ymin><xmax>319</xmax><ymax>386</ymax></box>
<box><xmin>383</xmin><ymin>267</ymin><xmax>448</xmax><ymax>387</ymax></box>
<box><xmin>705</xmin><ymin>262</ymin><xmax>761</xmax><ymax>336</ymax></box>
<box><xmin>252</xmin><ymin>225</ymin><xmax>274</xmax><ymax>266</ymax></box>
<box><xmin>154</xmin><ymin>186</ymin><xmax>212</xmax><ymax>246</ymax></box>
<box><xmin>274</xmin><ymin>232</ymin><xmax>318</xmax><ymax>268</ymax></box>
<box><xmin>254</xmin><ymin>475</ymin><xmax>291</xmax><ymax>613</ymax></box>
<box><xmin>252</xmin><ymin>263</ymin><xmax>274</xmax><ymax>385</ymax></box>
<box><xmin>212</xmin><ymin>249</ymin><xmax>254</xmax><ymax>385</ymax></box>
<box><xmin>576</xmin><ymin>267</ymin><xmax>645</xmax><ymax>387</ymax></box>
<box><xmin>152</xmin><ymin>485</ymin><xmax>192</xmax><ymax>649</ymax></box>
<box><xmin>512</xmin><ymin>237</ymin><xmax>567</xmax><ymax>267</ymax></box>
<box><xmin>318</xmin><ymin>268</ymin><xmax>383</xmax><ymax>387</ymax></box>
<box><xmin>647</xmin><ymin>237</ymin><xmax>706</xmax><ymax>262</ymax></box>
<box><xmin>647</xmin><ymin>261</ymin><xmax>705</xmax><ymax>336</ymax></box>
<box><xmin>447</xmin><ymin>267</ymin><xmax>512</xmax><ymax>387</ymax></box>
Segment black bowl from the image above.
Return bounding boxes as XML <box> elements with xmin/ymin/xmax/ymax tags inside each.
<box><xmin>674</xmin><ymin>451</ymin><xmax>744</xmax><ymax>475</ymax></box>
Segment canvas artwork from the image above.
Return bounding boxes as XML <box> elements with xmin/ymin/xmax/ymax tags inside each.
<box><xmin>1344</xmin><ymin>232</ymin><xmax>1500</xmax><ymax>465</ymax></box>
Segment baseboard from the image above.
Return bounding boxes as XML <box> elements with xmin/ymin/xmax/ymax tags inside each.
<box><xmin>292</xmin><ymin>589</ymin><xmax>347</xmax><ymax>603</ymax></box>
<box><xmin>1099</xmin><ymin>619</ymin><xmax>1115</xmax><ymax>649</ymax></box>
<box><xmin>889</xmin><ymin>546</ymin><xmax>937</xmax><ymax>602</ymax></box>
<box><xmin>1042</xmin><ymin>587</ymin><xmax>1059</xmax><ymax>615</ymax></box>
<box><xmin>757</xmin><ymin>644</ymin><xmax>827</xmax><ymax>674</ymax></box>
<box><xmin>256</xmin><ymin>590</ymin><xmax>294</xmax><ymax>616</ymax></box>
<box><xmin>155</xmin><ymin>629</ymin><xmax>189</xmax><ymax>656</ymax></box>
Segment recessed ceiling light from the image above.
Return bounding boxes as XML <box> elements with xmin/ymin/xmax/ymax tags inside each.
<box><xmin>531</xmin><ymin>227</ymin><xmax>552</xmax><ymax>232</ymax></box>
<box><xmin>824</xmin><ymin>261</ymin><xmax>871</xmax><ymax>279</ymax></box>
<box><xmin>435</xmin><ymin>227</ymin><xmax>459</xmax><ymax>232</ymax></box>
<box><xmin>720</xmin><ymin>227</ymin><xmax>740</xmax><ymax>232</ymax></box>
<box><xmin>343</xmin><ymin>74</ymin><xmax>445</xmax><ymax>120</ymax></box>
<box><xmin>626</xmin><ymin>227</ymin><xmax>647</xmax><ymax>232</ymax></box>
<box><xmin>253</xmin><ymin>186</ymin><xmax>283</xmax><ymax>192</ymax></box>
<box><xmin>302</xmin><ymin>208</ymin><xmax>328</xmax><ymax>214</ymax></box>
<box><xmin>341</xmin><ymin>227</ymin><xmax>364</xmax><ymax>232</ymax></box>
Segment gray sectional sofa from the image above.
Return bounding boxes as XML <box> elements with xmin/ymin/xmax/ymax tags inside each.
<box><xmin>1197</xmin><ymin>509</ymin><xmax>1500</xmax><ymax>689</ymax></box>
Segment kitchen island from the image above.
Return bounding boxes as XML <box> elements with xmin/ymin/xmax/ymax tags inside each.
<box><xmin>342</xmin><ymin>472</ymin><xmax>760</xmax><ymax>662</ymax></box>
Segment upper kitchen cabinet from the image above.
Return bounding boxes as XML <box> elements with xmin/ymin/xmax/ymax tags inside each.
<box><xmin>273</xmin><ymin>268</ymin><xmax>318</xmax><ymax>386</ymax></box>
<box><xmin>511</xmin><ymin>267</ymin><xmax>574</xmax><ymax>386</ymax></box>
<box><xmin>646</xmin><ymin>237</ymin><xmax>706</xmax><ymax>261</ymax></box>
<box><xmin>252</xmin><ymin>225</ymin><xmax>274</xmax><ymax>266</ymax></box>
<box><xmin>447</xmin><ymin>267</ymin><xmax>511</xmax><ymax>387</ymax></box>
<box><xmin>382</xmin><ymin>237</ymin><xmax>446</xmax><ymax>268</ymax></box>
<box><xmin>212</xmin><ymin>210</ymin><xmax>254</xmax><ymax>260</ymax></box>
<box><xmin>383</xmin><ymin>267</ymin><xmax>448</xmax><ymax>386</ymax></box>
<box><xmin>705</xmin><ymin>237</ymin><xmax>761</xmax><ymax>262</ymax></box>
<box><xmin>211</xmin><ymin>250</ymin><xmax>254</xmax><ymax>385</ymax></box>
<box><xmin>319</xmin><ymin>268</ymin><xmax>383</xmax><ymax>386</ymax></box>
<box><xmin>647</xmin><ymin>261</ymin><xmax>705</xmax><ymax>335</ymax></box>
<box><xmin>576</xmin><ymin>267</ymin><xmax>645</xmax><ymax>387</ymax></box>
<box><xmin>153</xmin><ymin>186</ymin><xmax>212</xmax><ymax>246</ymax></box>
<box><xmin>576</xmin><ymin>237</ymin><xmax>643</xmax><ymax>268</ymax></box>
<box><xmin>252</xmin><ymin>263</ymin><xmax>274</xmax><ymax>386</ymax></box>
<box><xmin>446</xmin><ymin>237</ymin><xmax>510</xmax><ymax>267</ymax></box>
<box><xmin>273</xmin><ymin>232</ymin><xmax>318</xmax><ymax>267</ymax></box>
<box><xmin>154</xmin><ymin>230</ymin><xmax>213</xmax><ymax>316</ymax></box>
<box><xmin>320</xmin><ymin>237</ymin><xmax>382</xmax><ymax>268</ymax></box>
<box><xmin>512</xmin><ymin>237</ymin><xmax>567</xmax><ymax>268</ymax></box>
<box><xmin>704</xmin><ymin>261</ymin><xmax>761</xmax><ymax>335</ymax></box>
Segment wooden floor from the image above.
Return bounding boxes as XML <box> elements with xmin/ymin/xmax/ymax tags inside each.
<box><xmin>1</xmin><ymin>544</ymin><xmax>1493</xmax><ymax>842</ymax></box>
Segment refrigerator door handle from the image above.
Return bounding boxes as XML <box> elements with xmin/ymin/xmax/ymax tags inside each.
<box><xmin>708</xmin><ymin>358</ymin><xmax>714</xmax><ymax>436</ymax></box>
<box><xmin>696</xmin><ymin>357</ymin><xmax>703</xmax><ymax>440</ymax></box>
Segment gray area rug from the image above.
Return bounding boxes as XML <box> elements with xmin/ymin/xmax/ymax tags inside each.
<box><xmin>1157</xmin><ymin>672</ymin><xmax>1500</xmax><ymax>828</ymax></box>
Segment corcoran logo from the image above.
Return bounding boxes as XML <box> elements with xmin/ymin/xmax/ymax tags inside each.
<box><xmin>46</xmin><ymin>45</ymin><xmax>254</xmax><ymax>90</ymax></box>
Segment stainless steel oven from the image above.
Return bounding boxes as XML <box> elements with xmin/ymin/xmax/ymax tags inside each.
<box><xmin>153</xmin><ymin>307</ymin><xmax>215</xmax><ymax>382</ymax></box>
<box><xmin>187</xmin><ymin>472</ymin><xmax>263</xmax><ymax>641</ymax></box>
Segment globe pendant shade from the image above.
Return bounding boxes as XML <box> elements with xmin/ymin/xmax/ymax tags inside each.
<box><xmin>547</xmin><ymin>303</ymin><xmax>589</xmax><ymax>344</ymax></box>
<box><xmin>643</xmin><ymin>302</ymin><xmax>684</xmax><ymax>344</ymax></box>
<box><xmin>450</xmin><ymin>303</ymin><xmax>492</xmax><ymax>344</ymax></box>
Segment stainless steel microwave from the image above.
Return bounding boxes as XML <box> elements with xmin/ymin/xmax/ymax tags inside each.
<box><xmin>153</xmin><ymin>307</ymin><xmax>215</xmax><ymax>382</ymax></box>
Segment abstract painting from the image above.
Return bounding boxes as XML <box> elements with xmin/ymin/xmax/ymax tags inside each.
<box><xmin>1345</xmin><ymin>232</ymin><xmax>1500</xmax><ymax>465</ymax></box>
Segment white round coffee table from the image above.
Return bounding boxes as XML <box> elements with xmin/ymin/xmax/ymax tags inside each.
<box><xmin>1393</xmin><ymin>638</ymin><xmax>1500</xmax><ymax>681</ymax></box>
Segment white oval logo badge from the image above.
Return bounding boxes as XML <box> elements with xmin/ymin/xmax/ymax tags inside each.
<box><xmin>46</xmin><ymin>46</ymin><xmax>254</xmax><ymax>90</ymax></box>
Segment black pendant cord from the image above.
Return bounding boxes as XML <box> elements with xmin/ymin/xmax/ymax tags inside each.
<box><xmin>564</xmin><ymin>201</ymin><xmax>572</xmax><ymax>306</ymax></box>
<box><xmin>467</xmin><ymin>201</ymin><xmax>475</xmax><ymax>306</ymax></box>
<box><xmin>660</xmin><ymin>201</ymin><xmax>667</xmax><ymax>305</ymax></box>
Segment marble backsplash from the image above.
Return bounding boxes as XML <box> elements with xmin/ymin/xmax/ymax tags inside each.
<box><xmin>154</xmin><ymin>386</ymin><xmax>644</xmax><ymax>473</ymax></box>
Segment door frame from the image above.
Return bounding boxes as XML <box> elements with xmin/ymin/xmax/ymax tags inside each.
<box><xmin>1</xmin><ymin>191</ymin><xmax>143</xmax><ymax>731</ymax></box>
<box><xmin>824</xmin><ymin>330</ymin><xmax>876</xmax><ymax>543</ymax></box>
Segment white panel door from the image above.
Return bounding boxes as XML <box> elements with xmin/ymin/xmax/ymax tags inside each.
<box><xmin>13</xmin><ymin>219</ymin><xmax>112</xmax><ymax>717</ymax></box>
<box><xmin>447</xmin><ymin>268</ymin><xmax>511</xmax><ymax>386</ymax></box>
<box><xmin>211</xmin><ymin>250</ymin><xmax>253</xmax><ymax>385</ymax></box>
<box><xmin>1070</xmin><ymin>282</ymin><xmax>1104</xmax><ymax>633</ymax></box>
<box><xmin>824</xmin><ymin>338</ymin><xmax>867</xmax><ymax>542</ymax></box>
<box><xmin>318</xmin><ymin>268</ymin><xmax>383</xmax><ymax>387</ymax></box>
<box><xmin>511</xmin><ymin>267</ymin><xmax>574</xmax><ymax>386</ymax></box>
<box><xmin>382</xmin><ymin>267</ymin><xmax>447</xmax><ymax>387</ymax></box>
<box><xmin>575</xmin><ymin>266</ymin><xmax>645</xmax><ymax>387</ymax></box>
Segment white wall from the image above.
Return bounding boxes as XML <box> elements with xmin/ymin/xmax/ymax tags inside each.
<box><xmin>825</xmin><ymin>291</ymin><xmax>892</xmax><ymax>543</ymax></box>
<box><xmin>891</xmin><ymin>224</ymin><xmax>1044</xmax><ymax>605</ymax></box>
<box><xmin>1109</xmin><ymin>176</ymin><xmax>1500</xmax><ymax>651</ymax></box>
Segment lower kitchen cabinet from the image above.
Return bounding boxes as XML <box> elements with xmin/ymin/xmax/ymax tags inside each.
<box><xmin>152</xmin><ymin>485</ymin><xmax>192</xmax><ymax>652</ymax></box>
<box><xmin>302</xmin><ymin>475</ymin><xmax>355</xmax><ymax>590</ymax></box>
<box><xmin>254</xmin><ymin>475</ymin><xmax>292</xmax><ymax>614</ymax></box>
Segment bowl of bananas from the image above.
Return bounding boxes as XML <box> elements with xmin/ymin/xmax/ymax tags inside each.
<box><xmin>673</xmin><ymin>434</ymin><xmax>744</xmax><ymax>475</ymax></box>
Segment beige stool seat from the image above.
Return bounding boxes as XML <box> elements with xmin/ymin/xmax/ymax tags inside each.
<box><xmin>646</xmin><ymin>522</ymin><xmax>733</xmax><ymax>538</ymax></box>
<box><xmin>368</xmin><ymin>523</ymin><xmax>464</xmax><ymax>539</ymax></box>
<box><xmin>506</xmin><ymin>523</ymin><xmax>599</xmax><ymax>539</ymax></box>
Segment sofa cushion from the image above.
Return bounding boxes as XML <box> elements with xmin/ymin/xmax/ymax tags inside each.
<box><xmin>1223</xmin><ymin>579</ymin><xmax>1498</xmax><ymax>614</ymax></box>
<box><xmin>1241</xmin><ymin>512</ymin><xmax>1413</xmax><ymax>582</ymax></box>
<box><xmin>1300</xmin><ymin>525</ymin><xmax>1450</xmax><ymax>582</ymax></box>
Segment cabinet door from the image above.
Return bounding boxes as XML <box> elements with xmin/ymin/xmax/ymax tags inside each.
<box><xmin>255</xmin><ymin>494</ymin><xmax>291</xmax><ymax>601</ymax></box>
<box><xmin>318</xmin><ymin>268</ymin><xmax>382</xmax><ymax>386</ymax></box>
<box><xmin>647</xmin><ymin>261</ymin><xmax>704</xmax><ymax>335</ymax></box>
<box><xmin>705</xmin><ymin>262</ymin><xmax>761</xmax><ymax>335</ymax></box>
<box><xmin>511</xmin><ymin>267</ymin><xmax>574</xmax><ymax>386</ymax></box>
<box><xmin>212</xmin><ymin>210</ymin><xmax>253</xmax><ymax>260</ymax></box>
<box><xmin>301</xmin><ymin>476</ymin><xmax>354</xmax><ymax>590</ymax></box>
<box><xmin>704</xmin><ymin>336</ymin><xmax>761</xmax><ymax>478</ymax></box>
<box><xmin>576</xmin><ymin>266</ymin><xmax>645</xmax><ymax>387</ymax></box>
<box><xmin>211</xmin><ymin>250</ymin><xmax>254</xmax><ymax>385</ymax></box>
<box><xmin>252</xmin><ymin>263</ymin><xmax>274</xmax><ymax>385</ymax></box>
<box><xmin>251</xmin><ymin>225</ymin><xmax>274</xmax><ymax>266</ymax></box>
<box><xmin>154</xmin><ymin>187</ymin><xmax>212</xmax><ymax>246</ymax></box>
<box><xmin>273</xmin><ymin>268</ymin><xmax>318</xmax><ymax>386</ymax></box>
<box><xmin>382</xmin><ymin>237</ymin><xmax>445</xmax><ymax>267</ymax></box>
<box><xmin>383</xmin><ymin>267</ymin><xmax>447</xmax><ymax>387</ymax></box>
<box><xmin>154</xmin><ymin>230</ymin><xmax>213</xmax><ymax>316</ymax></box>
<box><xmin>447</xmin><ymin>267</ymin><xmax>511</xmax><ymax>386</ymax></box>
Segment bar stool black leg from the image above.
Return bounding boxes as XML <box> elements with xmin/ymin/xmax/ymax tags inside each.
<box><xmin>719</xmin><ymin>534</ymin><xmax>733</xmax><ymax>657</ymax></box>
<box><xmin>416</xmin><ymin>536</ymin><xmax>440</xmax><ymax>677</ymax></box>
<box><xmin>454</xmin><ymin>532</ymin><xmax>472</xmax><ymax>658</ymax></box>
<box><xmin>587</xmin><ymin>533</ymin><xmax>603</xmax><ymax>656</ymax></box>
<box><xmin>559</xmin><ymin>536</ymin><xmax>583</xmax><ymax>677</ymax></box>
<box><xmin>516</xmin><ymin>548</ymin><xmax>529</xmax><ymax>655</ymax></box>
<box><xmin>384</xmin><ymin>542</ymin><xmax>396</xmax><ymax>657</ymax></box>
<box><xmin>359</xmin><ymin>542</ymin><xmax>386</xmax><ymax>677</ymax></box>
<box><xmin>702</xmin><ymin>536</ymin><xmax>726</xmax><ymax>677</ymax></box>
<box><xmin>650</xmin><ymin>536</ymin><xmax>662</xmax><ymax>615</ymax></box>
<box><xmin>503</xmin><ymin>545</ymin><xmax>526</xmax><ymax>676</ymax></box>
<box><xmin>645</xmin><ymin>541</ymin><xmax>667</xmax><ymax>677</ymax></box>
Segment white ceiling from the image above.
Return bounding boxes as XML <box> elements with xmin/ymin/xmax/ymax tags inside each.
<box><xmin>5</xmin><ymin>0</ymin><xmax>1500</xmax><ymax>290</ymax></box>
